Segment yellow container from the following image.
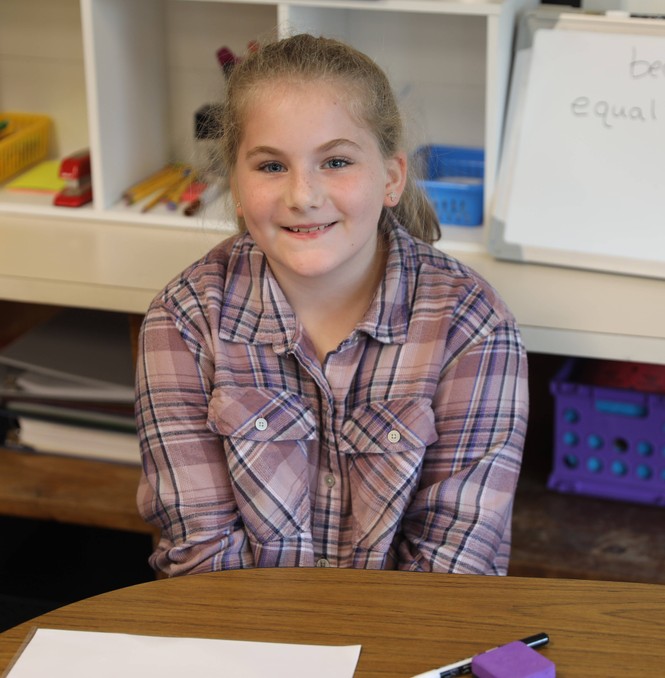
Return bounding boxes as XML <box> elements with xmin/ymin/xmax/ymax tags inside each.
<box><xmin>0</xmin><ymin>112</ymin><xmax>51</xmax><ymax>184</ymax></box>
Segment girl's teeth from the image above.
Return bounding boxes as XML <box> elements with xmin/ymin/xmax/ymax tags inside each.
<box><xmin>289</xmin><ymin>223</ymin><xmax>329</xmax><ymax>233</ymax></box>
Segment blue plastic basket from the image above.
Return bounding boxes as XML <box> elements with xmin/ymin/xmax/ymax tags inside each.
<box><xmin>414</xmin><ymin>145</ymin><xmax>484</xmax><ymax>227</ymax></box>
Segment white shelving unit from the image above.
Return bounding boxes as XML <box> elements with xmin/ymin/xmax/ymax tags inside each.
<box><xmin>2</xmin><ymin>0</ymin><xmax>665</xmax><ymax>364</ymax></box>
<box><xmin>1</xmin><ymin>0</ymin><xmax>527</xmax><ymax>230</ymax></box>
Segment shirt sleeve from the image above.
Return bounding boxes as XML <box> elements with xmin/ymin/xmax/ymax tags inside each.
<box><xmin>135</xmin><ymin>299</ymin><xmax>253</xmax><ymax>576</ymax></box>
<box><xmin>395</xmin><ymin>317</ymin><xmax>528</xmax><ymax>575</ymax></box>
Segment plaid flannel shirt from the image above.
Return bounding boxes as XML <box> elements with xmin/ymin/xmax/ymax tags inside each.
<box><xmin>136</xmin><ymin>220</ymin><xmax>528</xmax><ymax>576</ymax></box>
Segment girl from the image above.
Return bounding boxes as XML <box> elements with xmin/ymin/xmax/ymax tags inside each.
<box><xmin>135</xmin><ymin>33</ymin><xmax>528</xmax><ymax>577</ymax></box>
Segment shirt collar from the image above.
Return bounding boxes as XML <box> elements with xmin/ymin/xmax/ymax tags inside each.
<box><xmin>218</xmin><ymin>215</ymin><xmax>415</xmax><ymax>350</ymax></box>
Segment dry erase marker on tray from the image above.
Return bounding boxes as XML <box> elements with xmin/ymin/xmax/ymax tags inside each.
<box><xmin>410</xmin><ymin>633</ymin><xmax>549</xmax><ymax>678</ymax></box>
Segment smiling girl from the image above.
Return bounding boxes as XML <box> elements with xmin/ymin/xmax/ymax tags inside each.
<box><xmin>135</xmin><ymin>34</ymin><xmax>528</xmax><ymax>577</ymax></box>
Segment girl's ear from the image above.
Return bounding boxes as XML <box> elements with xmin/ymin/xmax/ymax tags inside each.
<box><xmin>230</xmin><ymin>178</ymin><xmax>243</xmax><ymax>218</ymax></box>
<box><xmin>383</xmin><ymin>151</ymin><xmax>408</xmax><ymax>207</ymax></box>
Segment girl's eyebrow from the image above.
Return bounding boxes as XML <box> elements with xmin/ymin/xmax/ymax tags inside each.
<box><xmin>245</xmin><ymin>138</ymin><xmax>362</xmax><ymax>159</ymax></box>
<box><xmin>319</xmin><ymin>138</ymin><xmax>362</xmax><ymax>153</ymax></box>
<box><xmin>245</xmin><ymin>145</ymin><xmax>281</xmax><ymax>159</ymax></box>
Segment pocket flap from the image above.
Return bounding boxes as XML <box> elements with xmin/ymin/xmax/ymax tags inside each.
<box><xmin>208</xmin><ymin>387</ymin><xmax>317</xmax><ymax>442</ymax></box>
<box><xmin>339</xmin><ymin>398</ymin><xmax>437</xmax><ymax>454</ymax></box>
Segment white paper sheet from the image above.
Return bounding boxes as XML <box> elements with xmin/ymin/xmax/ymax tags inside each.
<box><xmin>4</xmin><ymin>628</ymin><xmax>362</xmax><ymax>678</ymax></box>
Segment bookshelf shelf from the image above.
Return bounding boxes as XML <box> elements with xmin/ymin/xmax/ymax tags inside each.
<box><xmin>1</xmin><ymin>0</ymin><xmax>549</xmax><ymax>315</ymax></box>
<box><xmin>0</xmin><ymin>446</ymin><xmax>155</xmax><ymax>538</ymax></box>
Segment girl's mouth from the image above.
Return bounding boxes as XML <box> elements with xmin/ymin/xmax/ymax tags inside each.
<box><xmin>284</xmin><ymin>222</ymin><xmax>335</xmax><ymax>234</ymax></box>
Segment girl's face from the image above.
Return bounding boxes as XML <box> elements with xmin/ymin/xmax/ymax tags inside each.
<box><xmin>232</xmin><ymin>79</ymin><xmax>405</xmax><ymax>290</ymax></box>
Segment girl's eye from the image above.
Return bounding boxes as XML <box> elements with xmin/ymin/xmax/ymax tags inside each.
<box><xmin>259</xmin><ymin>161</ymin><xmax>285</xmax><ymax>173</ymax></box>
<box><xmin>324</xmin><ymin>157</ymin><xmax>351</xmax><ymax>169</ymax></box>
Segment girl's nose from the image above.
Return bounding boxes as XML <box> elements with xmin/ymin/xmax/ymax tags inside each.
<box><xmin>285</xmin><ymin>168</ymin><xmax>323</xmax><ymax>210</ymax></box>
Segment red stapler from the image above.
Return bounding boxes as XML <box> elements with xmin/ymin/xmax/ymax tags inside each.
<box><xmin>54</xmin><ymin>149</ymin><xmax>93</xmax><ymax>207</ymax></box>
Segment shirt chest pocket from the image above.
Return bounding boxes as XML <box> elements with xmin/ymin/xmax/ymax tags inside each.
<box><xmin>338</xmin><ymin>398</ymin><xmax>438</xmax><ymax>553</ymax></box>
<box><xmin>207</xmin><ymin>387</ymin><xmax>317</xmax><ymax>544</ymax></box>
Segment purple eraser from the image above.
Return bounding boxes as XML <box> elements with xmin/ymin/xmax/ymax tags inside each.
<box><xmin>471</xmin><ymin>641</ymin><xmax>555</xmax><ymax>678</ymax></box>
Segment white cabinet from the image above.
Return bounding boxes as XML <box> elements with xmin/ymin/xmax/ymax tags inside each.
<box><xmin>3</xmin><ymin>0</ymin><xmax>664</xmax><ymax>364</ymax></box>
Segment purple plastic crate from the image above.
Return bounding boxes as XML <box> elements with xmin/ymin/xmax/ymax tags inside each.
<box><xmin>548</xmin><ymin>359</ymin><xmax>665</xmax><ymax>507</ymax></box>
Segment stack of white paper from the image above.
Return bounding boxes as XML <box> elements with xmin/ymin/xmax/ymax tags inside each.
<box><xmin>5</xmin><ymin>628</ymin><xmax>362</xmax><ymax>678</ymax></box>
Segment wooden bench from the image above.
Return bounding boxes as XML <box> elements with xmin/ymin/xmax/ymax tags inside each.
<box><xmin>0</xmin><ymin>446</ymin><xmax>156</xmax><ymax>539</ymax></box>
<box><xmin>509</xmin><ymin>469</ymin><xmax>665</xmax><ymax>584</ymax></box>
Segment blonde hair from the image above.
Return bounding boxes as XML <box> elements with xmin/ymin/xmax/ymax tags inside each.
<box><xmin>219</xmin><ymin>33</ymin><xmax>440</xmax><ymax>244</ymax></box>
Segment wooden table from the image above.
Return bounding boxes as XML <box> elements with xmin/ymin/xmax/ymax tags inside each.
<box><xmin>1</xmin><ymin>569</ymin><xmax>664</xmax><ymax>677</ymax></box>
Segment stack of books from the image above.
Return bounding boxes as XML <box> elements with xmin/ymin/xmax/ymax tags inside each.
<box><xmin>0</xmin><ymin>308</ymin><xmax>140</xmax><ymax>465</ymax></box>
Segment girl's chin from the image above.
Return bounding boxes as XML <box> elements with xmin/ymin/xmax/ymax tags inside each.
<box><xmin>270</xmin><ymin>253</ymin><xmax>344</xmax><ymax>280</ymax></box>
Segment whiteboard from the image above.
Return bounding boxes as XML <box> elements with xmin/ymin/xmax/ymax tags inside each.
<box><xmin>489</xmin><ymin>27</ymin><xmax>665</xmax><ymax>279</ymax></box>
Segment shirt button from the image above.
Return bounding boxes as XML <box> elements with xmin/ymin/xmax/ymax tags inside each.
<box><xmin>324</xmin><ymin>474</ymin><xmax>335</xmax><ymax>488</ymax></box>
<box><xmin>387</xmin><ymin>429</ymin><xmax>401</xmax><ymax>444</ymax></box>
<box><xmin>316</xmin><ymin>558</ymin><xmax>330</xmax><ymax>568</ymax></box>
<box><xmin>255</xmin><ymin>417</ymin><xmax>268</xmax><ymax>431</ymax></box>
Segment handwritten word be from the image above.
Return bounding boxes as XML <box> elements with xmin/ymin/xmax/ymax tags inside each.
<box><xmin>571</xmin><ymin>97</ymin><xmax>657</xmax><ymax>128</ymax></box>
<box><xmin>630</xmin><ymin>48</ymin><xmax>665</xmax><ymax>79</ymax></box>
